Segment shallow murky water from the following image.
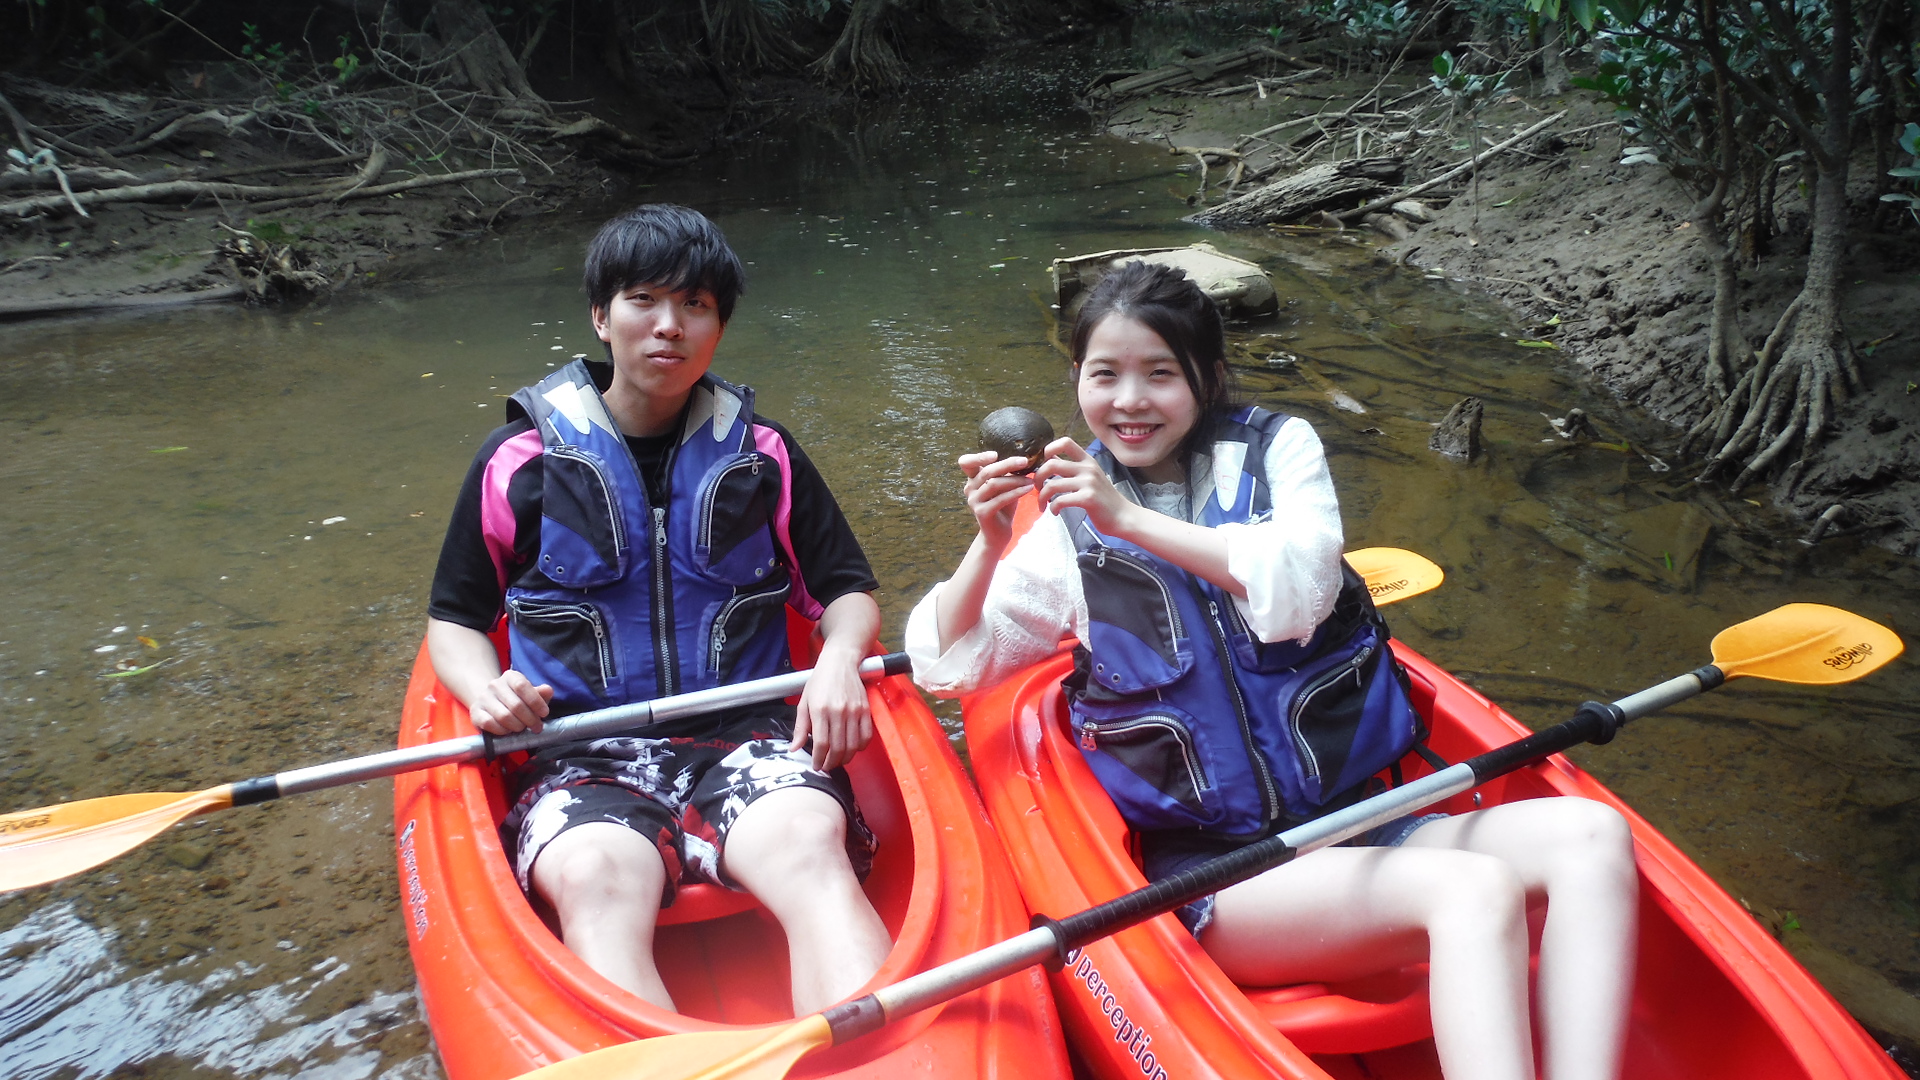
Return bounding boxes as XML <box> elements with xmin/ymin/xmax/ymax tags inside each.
<box><xmin>3</xmin><ymin>56</ymin><xmax>1916</xmax><ymax>1080</ymax></box>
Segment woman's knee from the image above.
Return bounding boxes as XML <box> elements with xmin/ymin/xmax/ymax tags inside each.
<box><xmin>1426</xmin><ymin>853</ymin><xmax>1528</xmax><ymax>933</ymax></box>
<box><xmin>1545</xmin><ymin>799</ymin><xmax>1637</xmax><ymax>880</ymax></box>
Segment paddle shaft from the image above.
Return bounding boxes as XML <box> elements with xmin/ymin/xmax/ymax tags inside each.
<box><xmin>223</xmin><ymin>653</ymin><xmax>912</xmax><ymax>806</ymax></box>
<box><xmin>818</xmin><ymin>661</ymin><xmax>1728</xmax><ymax>1044</ymax></box>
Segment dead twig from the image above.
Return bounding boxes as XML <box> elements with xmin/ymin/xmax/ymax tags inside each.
<box><xmin>1337</xmin><ymin>111</ymin><xmax>1566</xmax><ymax>222</ymax></box>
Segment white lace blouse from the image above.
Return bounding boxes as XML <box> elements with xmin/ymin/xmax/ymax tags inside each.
<box><xmin>907</xmin><ymin>415</ymin><xmax>1346</xmax><ymax>698</ymax></box>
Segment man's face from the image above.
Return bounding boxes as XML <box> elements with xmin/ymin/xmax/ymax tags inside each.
<box><xmin>592</xmin><ymin>281</ymin><xmax>725</xmax><ymax>406</ymax></box>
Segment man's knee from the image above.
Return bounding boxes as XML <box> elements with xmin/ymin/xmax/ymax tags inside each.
<box><xmin>536</xmin><ymin>828</ymin><xmax>667</xmax><ymax>908</ymax></box>
<box><xmin>726</xmin><ymin>791</ymin><xmax>852</xmax><ymax>880</ymax></box>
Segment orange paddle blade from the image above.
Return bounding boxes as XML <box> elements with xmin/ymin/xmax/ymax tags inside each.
<box><xmin>1345</xmin><ymin>547</ymin><xmax>1445</xmax><ymax>607</ymax></box>
<box><xmin>516</xmin><ymin>1017</ymin><xmax>833</xmax><ymax>1080</ymax></box>
<box><xmin>0</xmin><ymin>786</ymin><xmax>234</xmax><ymax>893</ymax></box>
<box><xmin>1711</xmin><ymin>603</ymin><xmax>1904</xmax><ymax>685</ymax></box>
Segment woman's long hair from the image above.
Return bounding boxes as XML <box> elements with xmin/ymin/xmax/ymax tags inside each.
<box><xmin>1068</xmin><ymin>260</ymin><xmax>1238</xmax><ymax>468</ymax></box>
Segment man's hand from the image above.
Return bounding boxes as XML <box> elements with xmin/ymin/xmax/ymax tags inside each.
<box><xmin>790</xmin><ymin>592</ymin><xmax>883</xmax><ymax>770</ymax></box>
<box><xmin>468</xmin><ymin>669</ymin><xmax>554</xmax><ymax>735</ymax></box>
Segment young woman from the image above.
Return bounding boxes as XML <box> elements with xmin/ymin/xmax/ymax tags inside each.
<box><xmin>906</xmin><ymin>261</ymin><xmax>1638</xmax><ymax>1080</ymax></box>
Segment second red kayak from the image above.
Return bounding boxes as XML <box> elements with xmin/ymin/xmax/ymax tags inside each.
<box><xmin>961</xmin><ymin>644</ymin><xmax>1903</xmax><ymax>1080</ymax></box>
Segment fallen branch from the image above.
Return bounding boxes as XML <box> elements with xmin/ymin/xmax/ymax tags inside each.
<box><xmin>1</xmin><ymin>166</ymin><xmax>517</xmax><ymax>218</ymax></box>
<box><xmin>1337</xmin><ymin>111</ymin><xmax>1566</xmax><ymax>222</ymax></box>
<box><xmin>1186</xmin><ymin>157</ymin><xmax>1406</xmax><ymax>228</ymax></box>
<box><xmin>247</xmin><ymin>166</ymin><xmax>518</xmax><ymax>212</ymax></box>
<box><xmin>0</xmin><ymin>286</ymin><xmax>246</xmax><ymax>319</ymax></box>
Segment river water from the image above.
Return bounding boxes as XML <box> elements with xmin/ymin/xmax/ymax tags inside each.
<box><xmin>3</xmin><ymin>56</ymin><xmax>1917</xmax><ymax>1080</ymax></box>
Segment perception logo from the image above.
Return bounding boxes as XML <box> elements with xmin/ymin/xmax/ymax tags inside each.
<box><xmin>1822</xmin><ymin>642</ymin><xmax>1874</xmax><ymax>670</ymax></box>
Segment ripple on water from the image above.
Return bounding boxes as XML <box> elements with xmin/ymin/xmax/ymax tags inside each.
<box><xmin>0</xmin><ymin>902</ymin><xmax>437</xmax><ymax>1080</ymax></box>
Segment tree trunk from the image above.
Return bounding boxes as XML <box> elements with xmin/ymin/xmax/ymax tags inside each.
<box><xmin>1186</xmin><ymin>158</ymin><xmax>1406</xmax><ymax>228</ymax></box>
<box><xmin>430</xmin><ymin>0</ymin><xmax>547</xmax><ymax>109</ymax></box>
<box><xmin>811</xmin><ymin>0</ymin><xmax>907</xmax><ymax>92</ymax></box>
<box><xmin>1537</xmin><ymin>20</ymin><xmax>1571</xmax><ymax>94</ymax></box>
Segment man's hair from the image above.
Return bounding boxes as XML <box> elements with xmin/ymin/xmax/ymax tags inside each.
<box><xmin>583</xmin><ymin>204</ymin><xmax>746</xmax><ymax>322</ymax></box>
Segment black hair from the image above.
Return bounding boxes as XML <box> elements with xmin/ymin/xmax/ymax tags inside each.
<box><xmin>583</xmin><ymin>204</ymin><xmax>746</xmax><ymax>323</ymax></box>
<box><xmin>1069</xmin><ymin>260</ymin><xmax>1236</xmax><ymax>459</ymax></box>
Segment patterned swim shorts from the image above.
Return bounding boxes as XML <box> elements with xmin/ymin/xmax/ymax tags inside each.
<box><xmin>499</xmin><ymin>705</ymin><xmax>876</xmax><ymax>906</ymax></box>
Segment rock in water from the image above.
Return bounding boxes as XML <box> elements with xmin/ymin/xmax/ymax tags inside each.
<box><xmin>1430</xmin><ymin>397</ymin><xmax>1484</xmax><ymax>461</ymax></box>
<box><xmin>979</xmin><ymin>408</ymin><xmax>1054</xmax><ymax>473</ymax></box>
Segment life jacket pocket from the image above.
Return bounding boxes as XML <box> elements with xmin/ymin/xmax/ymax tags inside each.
<box><xmin>687</xmin><ymin>451</ymin><xmax>783</xmax><ymax>587</ymax></box>
<box><xmin>1079</xmin><ymin>545</ymin><xmax>1193</xmax><ymax>697</ymax></box>
<box><xmin>1273</xmin><ymin>622</ymin><xmax>1418</xmax><ymax>807</ymax></box>
<box><xmin>703</xmin><ymin>577</ymin><xmax>793</xmax><ymax>682</ymax></box>
<box><xmin>506</xmin><ymin>596</ymin><xmax>616</xmax><ymax>694</ymax></box>
<box><xmin>1070</xmin><ymin>701</ymin><xmax>1215</xmax><ymax>828</ymax></box>
<box><xmin>537</xmin><ymin>446</ymin><xmax>626</xmax><ymax>588</ymax></box>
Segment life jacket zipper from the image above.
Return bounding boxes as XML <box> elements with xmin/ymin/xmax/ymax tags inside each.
<box><xmin>1288</xmin><ymin>644</ymin><xmax>1374</xmax><ymax>784</ymax></box>
<box><xmin>652</xmin><ymin>505</ymin><xmax>676</xmax><ymax>697</ymax></box>
<box><xmin>1207</xmin><ymin>598</ymin><xmax>1279</xmax><ymax>821</ymax></box>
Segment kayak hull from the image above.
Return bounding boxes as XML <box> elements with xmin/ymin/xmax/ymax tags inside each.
<box><xmin>961</xmin><ymin>643</ymin><xmax>1904</xmax><ymax>1080</ymax></box>
<box><xmin>395</xmin><ymin>626</ymin><xmax>1069</xmax><ymax>1080</ymax></box>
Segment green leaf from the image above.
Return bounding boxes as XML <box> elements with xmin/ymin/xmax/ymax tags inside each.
<box><xmin>1516</xmin><ymin>339</ymin><xmax>1561</xmax><ymax>349</ymax></box>
<box><xmin>1432</xmin><ymin>51</ymin><xmax>1455</xmax><ymax>77</ymax></box>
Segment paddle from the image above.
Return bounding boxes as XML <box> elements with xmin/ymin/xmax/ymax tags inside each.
<box><xmin>0</xmin><ymin>653</ymin><xmax>913</xmax><ymax>893</ymax></box>
<box><xmin>509</xmin><ymin>600</ymin><xmax>1900</xmax><ymax>1080</ymax></box>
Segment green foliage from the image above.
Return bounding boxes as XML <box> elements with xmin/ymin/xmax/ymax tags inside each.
<box><xmin>1305</xmin><ymin>0</ymin><xmax>1419</xmax><ymax>47</ymax></box>
<box><xmin>1883</xmin><ymin>122</ymin><xmax>1920</xmax><ymax>224</ymax></box>
<box><xmin>1430</xmin><ymin>51</ymin><xmax>1511</xmax><ymax>110</ymax></box>
<box><xmin>332</xmin><ymin>35</ymin><xmax>362</xmax><ymax>84</ymax></box>
<box><xmin>239</xmin><ymin>22</ymin><xmax>289</xmax><ymax>77</ymax></box>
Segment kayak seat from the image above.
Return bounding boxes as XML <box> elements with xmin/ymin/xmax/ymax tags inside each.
<box><xmin>1242</xmin><ymin>964</ymin><xmax>1432</xmax><ymax>1053</ymax></box>
<box><xmin>659</xmin><ymin>884</ymin><xmax>763</xmax><ymax>926</ymax></box>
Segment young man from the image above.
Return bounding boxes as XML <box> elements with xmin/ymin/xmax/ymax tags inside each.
<box><xmin>426</xmin><ymin>204</ymin><xmax>891</xmax><ymax>1014</ymax></box>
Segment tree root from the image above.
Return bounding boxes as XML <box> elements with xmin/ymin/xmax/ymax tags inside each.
<box><xmin>811</xmin><ymin>0</ymin><xmax>906</xmax><ymax>93</ymax></box>
<box><xmin>1687</xmin><ymin>292</ymin><xmax>1862</xmax><ymax>492</ymax></box>
<box><xmin>0</xmin><ymin>166</ymin><xmax>518</xmax><ymax>219</ymax></box>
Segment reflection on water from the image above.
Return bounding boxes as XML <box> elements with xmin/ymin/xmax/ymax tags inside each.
<box><xmin>2</xmin><ymin>48</ymin><xmax>1916</xmax><ymax>1079</ymax></box>
<box><xmin>1</xmin><ymin>903</ymin><xmax>429</xmax><ymax>1080</ymax></box>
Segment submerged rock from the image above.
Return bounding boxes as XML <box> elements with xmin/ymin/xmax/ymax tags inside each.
<box><xmin>1052</xmin><ymin>243</ymin><xmax>1277</xmax><ymax>320</ymax></box>
<box><xmin>1430</xmin><ymin>397</ymin><xmax>1484</xmax><ymax>462</ymax></box>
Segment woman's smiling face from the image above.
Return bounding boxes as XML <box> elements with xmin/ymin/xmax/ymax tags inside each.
<box><xmin>1075</xmin><ymin>314</ymin><xmax>1200</xmax><ymax>485</ymax></box>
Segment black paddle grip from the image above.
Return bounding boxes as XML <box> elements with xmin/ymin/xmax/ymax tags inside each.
<box><xmin>1045</xmin><ymin>834</ymin><xmax>1297</xmax><ymax>958</ymax></box>
<box><xmin>880</xmin><ymin>651</ymin><xmax>912</xmax><ymax>677</ymax></box>
<box><xmin>1468</xmin><ymin>700</ymin><xmax>1625</xmax><ymax>782</ymax></box>
<box><xmin>229</xmin><ymin>776</ymin><xmax>281</xmax><ymax>806</ymax></box>
<box><xmin>822</xmin><ymin>994</ymin><xmax>888</xmax><ymax>1044</ymax></box>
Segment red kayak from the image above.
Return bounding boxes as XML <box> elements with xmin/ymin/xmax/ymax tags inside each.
<box><xmin>393</xmin><ymin>617</ymin><xmax>1070</xmax><ymax>1080</ymax></box>
<box><xmin>961</xmin><ymin>644</ymin><xmax>1904</xmax><ymax>1080</ymax></box>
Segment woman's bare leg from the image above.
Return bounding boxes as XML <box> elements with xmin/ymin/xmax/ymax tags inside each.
<box><xmin>1203</xmin><ymin>845</ymin><xmax>1535</xmax><ymax>1080</ymax></box>
<box><xmin>1402</xmin><ymin>798</ymin><xmax>1638</xmax><ymax>1080</ymax></box>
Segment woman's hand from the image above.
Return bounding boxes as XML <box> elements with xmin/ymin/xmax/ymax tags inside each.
<box><xmin>959</xmin><ymin>450</ymin><xmax>1037</xmax><ymax>554</ymax></box>
<box><xmin>467</xmin><ymin>670</ymin><xmax>555</xmax><ymax>735</ymax></box>
<box><xmin>1034</xmin><ymin>437</ymin><xmax>1138</xmax><ymax>536</ymax></box>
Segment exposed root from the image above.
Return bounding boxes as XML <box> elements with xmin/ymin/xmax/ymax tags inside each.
<box><xmin>811</xmin><ymin>0</ymin><xmax>906</xmax><ymax>93</ymax></box>
<box><xmin>1689</xmin><ymin>293</ymin><xmax>1861</xmax><ymax>492</ymax></box>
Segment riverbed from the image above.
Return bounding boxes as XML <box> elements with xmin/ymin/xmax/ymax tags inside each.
<box><xmin>3</xmin><ymin>59</ymin><xmax>1916</xmax><ymax>1080</ymax></box>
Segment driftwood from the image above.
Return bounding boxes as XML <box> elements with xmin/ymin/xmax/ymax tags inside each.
<box><xmin>0</xmin><ymin>166</ymin><xmax>518</xmax><ymax>218</ymax></box>
<box><xmin>1336</xmin><ymin>112</ymin><xmax>1565</xmax><ymax>222</ymax></box>
<box><xmin>1085</xmin><ymin>45</ymin><xmax>1304</xmax><ymax>100</ymax></box>
<box><xmin>1185</xmin><ymin>157</ymin><xmax>1405</xmax><ymax>228</ymax></box>
<box><xmin>0</xmin><ymin>286</ymin><xmax>246</xmax><ymax>320</ymax></box>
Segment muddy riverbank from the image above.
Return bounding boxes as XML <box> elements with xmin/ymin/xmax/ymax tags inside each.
<box><xmin>1098</xmin><ymin>49</ymin><xmax>1920</xmax><ymax>555</ymax></box>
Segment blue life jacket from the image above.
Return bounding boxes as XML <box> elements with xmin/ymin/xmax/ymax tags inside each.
<box><xmin>504</xmin><ymin>359</ymin><xmax>793</xmax><ymax>715</ymax></box>
<box><xmin>1065</xmin><ymin>406</ymin><xmax>1421</xmax><ymax>835</ymax></box>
